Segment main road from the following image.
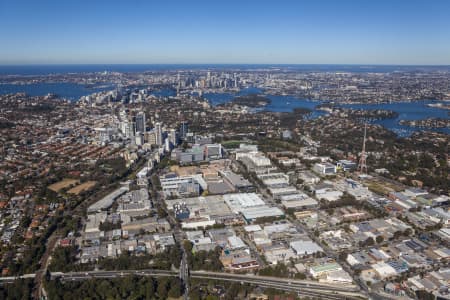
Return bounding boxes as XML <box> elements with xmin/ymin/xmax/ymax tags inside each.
<box><xmin>40</xmin><ymin>269</ymin><xmax>366</xmax><ymax>299</ymax></box>
<box><xmin>0</xmin><ymin>269</ymin><xmax>367</xmax><ymax>299</ymax></box>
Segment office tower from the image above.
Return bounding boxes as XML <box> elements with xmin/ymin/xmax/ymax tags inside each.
<box><xmin>169</xmin><ymin>129</ymin><xmax>177</xmax><ymax>146</ymax></box>
<box><xmin>135</xmin><ymin>112</ymin><xmax>146</xmax><ymax>134</ymax></box>
<box><xmin>164</xmin><ymin>137</ymin><xmax>171</xmax><ymax>152</ymax></box>
<box><xmin>180</xmin><ymin>121</ymin><xmax>188</xmax><ymax>139</ymax></box>
<box><xmin>155</xmin><ymin>122</ymin><xmax>163</xmax><ymax>146</ymax></box>
<box><xmin>177</xmin><ymin>72</ymin><xmax>181</xmax><ymax>94</ymax></box>
<box><xmin>123</xmin><ymin>121</ymin><xmax>135</xmax><ymax>139</ymax></box>
<box><xmin>147</xmin><ymin>130</ymin><xmax>157</xmax><ymax>145</ymax></box>
<box><xmin>135</xmin><ymin>132</ymin><xmax>144</xmax><ymax>146</ymax></box>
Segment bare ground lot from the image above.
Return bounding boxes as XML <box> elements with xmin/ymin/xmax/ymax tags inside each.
<box><xmin>48</xmin><ymin>179</ymin><xmax>79</xmax><ymax>192</ymax></box>
<box><xmin>68</xmin><ymin>181</ymin><xmax>97</xmax><ymax>195</ymax></box>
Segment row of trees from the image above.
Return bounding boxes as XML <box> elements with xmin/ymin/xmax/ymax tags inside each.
<box><xmin>48</xmin><ymin>245</ymin><xmax>80</xmax><ymax>272</ymax></box>
<box><xmin>0</xmin><ymin>278</ymin><xmax>34</xmax><ymax>300</ymax></box>
<box><xmin>188</xmin><ymin>278</ymin><xmax>301</xmax><ymax>300</ymax></box>
<box><xmin>184</xmin><ymin>241</ymin><xmax>223</xmax><ymax>271</ymax></box>
<box><xmin>320</xmin><ymin>192</ymin><xmax>388</xmax><ymax>218</ymax></box>
<box><xmin>49</xmin><ymin>245</ymin><xmax>183</xmax><ymax>273</ymax></box>
<box><xmin>259</xmin><ymin>263</ymin><xmax>290</xmax><ymax>277</ymax></box>
<box><xmin>45</xmin><ymin>275</ymin><xmax>182</xmax><ymax>300</ymax></box>
<box><xmin>6</xmin><ymin>211</ymin><xmax>64</xmax><ymax>275</ymax></box>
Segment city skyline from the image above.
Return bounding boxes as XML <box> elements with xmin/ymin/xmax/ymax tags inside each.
<box><xmin>1</xmin><ymin>0</ymin><xmax>450</xmax><ymax>65</ymax></box>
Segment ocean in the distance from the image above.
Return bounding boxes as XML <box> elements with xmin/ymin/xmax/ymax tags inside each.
<box><xmin>1</xmin><ymin>64</ymin><xmax>450</xmax><ymax>75</ymax></box>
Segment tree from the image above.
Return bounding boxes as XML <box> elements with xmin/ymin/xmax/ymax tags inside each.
<box><xmin>157</xmin><ymin>277</ymin><xmax>169</xmax><ymax>299</ymax></box>
<box><xmin>366</xmin><ymin>237</ymin><xmax>375</xmax><ymax>246</ymax></box>
<box><xmin>338</xmin><ymin>252</ymin><xmax>348</xmax><ymax>261</ymax></box>
<box><xmin>259</xmin><ymin>263</ymin><xmax>289</xmax><ymax>278</ymax></box>
<box><xmin>416</xmin><ymin>290</ymin><xmax>435</xmax><ymax>300</ymax></box>
<box><xmin>376</xmin><ymin>236</ymin><xmax>384</xmax><ymax>244</ymax></box>
<box><xmin>189</xmin><ymin>289</ymin><xmax>201</xmax><ymax>299</ymax></box>
<box><xmin>294</xmin><ymin>272</ymin><xmax>307</xmax><ymax>280</ymax></box>
<box><xmin>404</xmin><ymin>228</ymin><xmax>413</xmax><ymax>237</ymax></box>
<box><xmin>393</xmin><ymin>231</ymin><xmax>402</xmax><ymax>240</ymax></box>
<box><xmin>168</xmin><ymin>278</ymin><xmax>182</xmax><ymax>298</ymax></box>
<box><xmin>224</xmin><ymin>283</ymin><xmax>241</xmax><ymax>300</ymax></box>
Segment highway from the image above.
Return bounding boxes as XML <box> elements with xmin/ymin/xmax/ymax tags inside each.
<box><xmin>0</xmin><ymin>269</ymin><xmax>367</xmax><ymax>299</ymax></box>
<box><xmin>45</xmin><ymin>269</ymin><xmax>366</xmax><ymax>299</ymax></box>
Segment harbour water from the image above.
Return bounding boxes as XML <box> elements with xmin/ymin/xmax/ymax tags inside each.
<box><xmin>203</xmin><ymin>88</ymin><xmax>449</xmax><ymax>135</ymax></box>
<box><xmin>341</xmin><ymin>101</ymin><xmax>450</xmax><ymax>136</ymax></box>
<box><xmin>0</xmin><ymin>82</ymin><xmax>112</xmax><ymax>100</ymax></box>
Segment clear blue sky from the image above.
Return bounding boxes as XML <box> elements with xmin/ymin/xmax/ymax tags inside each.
<box><xmin>1</xmin><ymin>0</ymin><xmax>449</xmax><ymax>65</ymax></box>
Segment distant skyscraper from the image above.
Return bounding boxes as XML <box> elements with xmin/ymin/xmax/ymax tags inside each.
<box><xmin>155</xmin><ymin>122</ymin><xmax>163</xmax><ymax>146</ymax></box>
<box><xmin>123</xmin><ymin>121</ymin><xmax>135</xmax><ymax>139</ymax></box>
<box><xmin>164</xmin><ymin>137</ymin><xmax>171</xmax><ymax>152</ymax></box>
<box><xmin>135</xmin><ymin>132</ymin><xmax>144</xmax><ymax>146</ymax></box>
<box><xmin>169</xmin><ymin>129</ymin><xmax>177</xmax><ymax>146</ymax></box>
<box><xmin>180</xmin><ymin>121</ymin><xmax>188</xmax><ymax>140</ymax></box>
<box><xmin>177</xmin><ymin>72</ymin><xmax>181</xmax><ymax>94</ymax></box>
<box><xmin>135</xmin><ymin>112</ymin><xmax>146</xmax><ymax>134</ymax></box>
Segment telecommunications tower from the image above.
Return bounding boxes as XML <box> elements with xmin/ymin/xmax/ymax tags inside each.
<box><xmin>357</xmin><ymin>123</ymin><xmax>368</xmax><ymax>174</ymax></box>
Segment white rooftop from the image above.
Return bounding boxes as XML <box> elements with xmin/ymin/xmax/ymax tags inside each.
<box><xmin>228</xmin><ymin>236</ymin><xmax>247</xmax><ymax>249</ymax></box>
<box><xmin>290</xmin><ymin>240</ymin><xmax>323</xmax><ymax>255</ymax></box>
<box><xmin>223</xmin><ymin>193</ymin><xmax>265</xmax><ymax>212</ymax></box>
<box><xmin>88</xmin><ymin>187</ymin><xmax>129</xmax><ymax>212</ymax></box>
<box><xmin>244</xmin><ymin>224</ymin><xmax>263</xmax><ymax>232</ymax></box>
<box><xmin>241</xmin><ymin>206</ymin><xmax>284</xmax><ymax>221</ymax></box>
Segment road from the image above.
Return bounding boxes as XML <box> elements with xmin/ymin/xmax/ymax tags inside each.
<box><xmin>49</xmin><ymin>269</ymin><xmax>364</xmax><ymax>299</ymax></box>
<box><xmin>1</xmin><ymin>269</ymin><xmax>366</xmax><ymax>299</ymax></box>
<box><xmin>180</xmin><ymin>251</ymin><xmax>189</xmax><ymax>300</ymax></box>
<box><xmin>233</xmin><ymin>156</ymin><xmax>371</xmax><ymax>298</ymax></box>
<box><xmin>34</xmin><ymin>233</ymin><xmax>60</xmax><ymax>299</ymax></box>
<box><xmin>149</xmin><ymin>157</ymin><xmax>190</xmax><ymax>299</ymax></box>
<box><xmin>23</xmin><ymin>152</ymin><xmax>370</xmax><ymax>299</ymax></box>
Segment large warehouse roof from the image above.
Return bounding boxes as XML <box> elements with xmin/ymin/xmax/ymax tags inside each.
<box><xmin>223</xmin><ymin>193</ymin><xmax>265</xmax><ymax>212</ymax></box>
<box><xmin>241</xmin><ymin>205</ymin><xmax>284</xmax><ymax>221</ymax></box>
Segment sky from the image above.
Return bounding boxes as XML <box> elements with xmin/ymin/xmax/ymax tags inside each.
<box><xmin>0</xmin><ymin>0</ymin><xmax>449</xmax><ymax>65</ymax></box>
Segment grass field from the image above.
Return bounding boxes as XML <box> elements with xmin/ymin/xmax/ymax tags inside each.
<box><xmin>68</xmin><ymin>181</ymin><xmax>97</xmax><ymax>195</ymax></box>
<box><xmin>48</xmin><ymin>179</ymin><xmax>79</xmax><ymax>192</ymax></box>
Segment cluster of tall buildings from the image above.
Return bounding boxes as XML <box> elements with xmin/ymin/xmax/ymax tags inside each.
<box><xmin>118</xmin><ymin>109</ymin><xmax>188</xmax><ymax>149</ymax></box>
<box><xmin>176</xmin><ymin>71</ymin><xmax>240</xmax><ymax>90</ymax></box>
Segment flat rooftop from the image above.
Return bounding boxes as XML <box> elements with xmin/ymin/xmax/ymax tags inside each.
<box><xmin>88</xmin><ymin>187</ymin><xmax>129</xmax><ymax>213</ymax></box>
<box><xmin>223</xmin><ymin>193</ymin><xmax>266</xmax><ymax>212</ymax></box>
<box><xmin>165</xmin><ymin>195</ymin><xmax>233</xmax><ymax>218</ymax></box>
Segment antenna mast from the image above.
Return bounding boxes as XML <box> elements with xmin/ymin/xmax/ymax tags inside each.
<box><xmin>358</xmin><ymin>123</ymin><xmax>368</xmax><ymax>174</ymax></box>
